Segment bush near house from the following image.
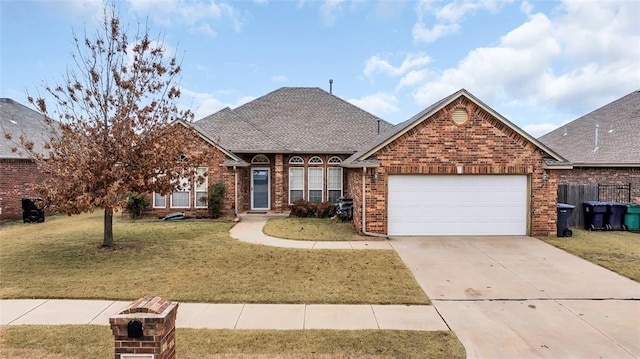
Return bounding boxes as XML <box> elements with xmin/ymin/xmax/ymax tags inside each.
<box><xmin>289</xmin><ymin>199</ymin><xmax>336</xmax><ymax>218</ymax></box>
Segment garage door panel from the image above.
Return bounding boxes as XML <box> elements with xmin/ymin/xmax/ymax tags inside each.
<box><xmin>388</xmin><ymin>175</ymin><xmax>527</xmax><ymax>236</ymax></box>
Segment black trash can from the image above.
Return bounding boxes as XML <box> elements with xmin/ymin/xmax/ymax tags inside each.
<box><xmin>604</xmin><ymin>202</ymin><xmax>626</xmax><ymax>230</ymax></box>
<box><xmin>583</xmin><ymin>201</ymin><xmax>607</xmax><ymax>230</ymax></box>
<box><xmin>335</xmin><ymin>196</ymin><xmax>353</xmax><ymax>221</ymax></box>
<box><xmin>22</xmin><ymin>197</ymin><xmax>45</xmax><ymax>223</ymax></box>
<box><xmin>556</xmin><ymin>203</ymin><xmax>575</xmax><ymax>237</ymax></box>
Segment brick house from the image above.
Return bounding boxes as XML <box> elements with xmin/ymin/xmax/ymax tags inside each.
<box><xmin>160</xmin><ymin>88</ymin><xmax>566</xmax><ymax>236</ymax></box>
<box><xmin>0</xmin><ymin>98</ymin><xmax>49</xmax><ymax>220</ymax></box>
<box><xmin>539</xmin><ymin>90</ymin><xmax>640</xmax><ymax>204</ymax></box>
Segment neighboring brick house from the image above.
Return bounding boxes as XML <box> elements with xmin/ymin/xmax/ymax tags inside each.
<box><xmin>0</xmin><ymin>98</ymin><xmax>50</xmax><ymax>220</ymax></box>
<box><xmin>539</xmin><ymin>90</ymin><xmax>640</xmax><ymax>204</ymax></box>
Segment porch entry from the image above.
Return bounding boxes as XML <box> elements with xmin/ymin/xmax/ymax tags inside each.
<box><xmin>251</xmin><ymin>167</ymin><xmax>270</xmax><ymax>210</ymax></box>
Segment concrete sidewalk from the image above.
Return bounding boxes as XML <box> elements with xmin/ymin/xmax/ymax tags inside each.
<box><xmin>0</xmin><ymin>299</ymin><xmax>448</xmax><ymax>331</ymax></box>
<box><xmin>230</xmin><ymin>213</ymin><xmax>392</xmax><ymax>250</ymax></box>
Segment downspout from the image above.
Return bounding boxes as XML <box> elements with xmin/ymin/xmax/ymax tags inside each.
<box><xmin>234</xmin><ymin>166</ymin><xmax>240</xmax><ymax>220</ymax></box>
<box><xmin>361</xmin><ymin>167</ymin><xmax>389</xmax><ymax>239</ymax></box>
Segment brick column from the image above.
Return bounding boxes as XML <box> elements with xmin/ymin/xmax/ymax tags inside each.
<box><xmin>274</xmin><ymin>154</ymin><xmax>284</xmax><ymax>212</ymax></box>
<box><xmin>110</xmin><ymin>296</ymin><xmax>178</xmax><ymax>359</ymax></box>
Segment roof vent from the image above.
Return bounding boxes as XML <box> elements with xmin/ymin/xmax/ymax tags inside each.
<box><xmin>563</xmin><ymin>127</ymin><xmax>567</xmax><ymax>136</ymax></box>
<box><xmin>329</xmin><ymin>79</ymin><xmax>333</xmax><ymax>94</ymax></box>
<box><xmin>593</xmin><ymin>124</ymin><xmax>599</xmax><ymax>152</ymax></box>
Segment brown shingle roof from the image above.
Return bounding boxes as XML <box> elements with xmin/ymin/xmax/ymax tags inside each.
<box><xmin>538</xmin><ymin>90</ymin><xmax>640</xmax><ymax>166</ymax></box>
<box><xmin>194</xmin><ymin>87</ymin><xmax>393</xmax><ymax>153</ymax></box>
<box><xmin>0</xmin><ymin>98</ymin><xmax>51</xmax><ymax>159</ymax></box>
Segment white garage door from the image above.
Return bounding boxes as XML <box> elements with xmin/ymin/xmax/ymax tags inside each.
<box><xmin>388</xmin><ymin>175</ymin><xmax>528</xmax><ymax>236</ymax></box>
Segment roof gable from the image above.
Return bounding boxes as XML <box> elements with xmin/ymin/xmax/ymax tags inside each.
<box><xmin>194</xmin><ymin>87</ymin><xmax>393</xmax><ymax>153</ymax></box>
<box><xmin>344</xmin><ymin>89</ymin><xmax>566</xmax><ymax>166</ymax></box>
<box><xmin>538</xmin><ymin>90</ymin><xmax>640</xmax><ymax>166</ymax></box>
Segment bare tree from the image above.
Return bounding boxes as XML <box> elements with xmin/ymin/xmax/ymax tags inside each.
<box><xmin>25</xmin><ymin>5</ymin><xmax>205</xmax><ymax>247</ymax></box>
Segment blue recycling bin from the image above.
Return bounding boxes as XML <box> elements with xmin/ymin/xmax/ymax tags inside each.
<box><xmin>604</xmin><ymin>202</ymin><xmax>626</xmax><ymax>230</ymax></box>
<box><xmin>583</xmin><ymin>201</ymin><xmax>607</xmax><ymax>230</ymax></box>
<box><xmin>556</xmin><ymin>203</ymin><xmax>575</xmax><ymax>237</ymax></box>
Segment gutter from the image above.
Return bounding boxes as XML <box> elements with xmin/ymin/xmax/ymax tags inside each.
<box><xmin>361</xmin><ymin>167</ymin><xmax>389</xmax><ymax>239</ymax></box>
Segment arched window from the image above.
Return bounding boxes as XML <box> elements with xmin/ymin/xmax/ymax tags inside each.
<box><xmin>251</xmin><ymin>154</ymin><xmax>270</xmax><ymax>164</ymax></box>
<box><xmin>308</xmin><ymin>156</ymin><xmax>323</xmax><ymax>165</ymax></box>
<box><xmin>289</xmin><ymin>156</ymin><xmax>304</xmax><ymax>165</ymax></box>
<box><xmin>327</xmin><ymin>156</ymin><xmax>342</xmax><ymax>164</ymax></box>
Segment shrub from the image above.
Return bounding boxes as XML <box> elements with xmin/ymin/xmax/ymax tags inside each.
<box><xmin>289</xmin><ymin>199</ymin><xmax>317</xmax><ymax>217</ymax></box>
<box><xmin>125</xmin><ymin>192</ymin><xmax>149</xmax><ymax>219</ymax></box>
<box><xmin>208</xmin><ymin>182</ymin><xmax>226</xmax><ymax>218</ymax></box>
<box><xmin>316</xmin><ymin>201</ymin><xmax>336</xmax><ymax>218</ymax></box>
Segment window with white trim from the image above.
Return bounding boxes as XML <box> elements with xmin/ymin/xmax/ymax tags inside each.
<box><xmin>170</xmin><ymin>174</ymin><xmax>190</xmax><ymax>208</ymax></box>
<box><xmin>327</xmin><ymin>167</ymin><xmax>343</xmax><ymax>203</ymax></box>
<box><xmin>194</xmin><ymin>167</ymin><xmax>208</xmax><ymax>208</ymax></box>
<box><xmin>308</xmin><ymin>156</ymin><xmax>323</xmax><ymax>164</ymax></box>
<box><xmin>328</xmin><ymin>156</ymin><xmax>342</xmax><ymax>164</ymax></box>
<box><xmin>153</xmin><ymin>192</ymin><xmax>166</xmax><ymax>208</ymax></box>
<box><xmin>289</xmin><ymin>156</ymin><xmax>304</xmax><ymax>164</ymax></box>
<box><xmin>251</xmin><ymin>154</ymin><xmax>270</xmax><ymax>164</ymax></box>
<box><xmin>308</xmin><ymin>167</ymin><xmax>323</xmax><ymax>202</ymax></box>
<box><xmin>289</xmin><ymin>167</ymin><xmax>304</xmax><ymax>204</ymax></box>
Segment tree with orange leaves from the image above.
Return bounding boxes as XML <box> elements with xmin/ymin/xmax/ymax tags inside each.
<box><xmin>25</xmin><ymin>5</ymin><xmax>205</xmax><ymax>247</ymax></box>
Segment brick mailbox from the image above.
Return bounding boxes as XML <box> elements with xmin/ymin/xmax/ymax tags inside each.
<box><xmin>110</xmin><ymin>296</ymin><xmax>179</xmax><ymax>359</ymax></box>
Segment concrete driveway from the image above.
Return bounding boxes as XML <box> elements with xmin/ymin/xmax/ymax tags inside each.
<box><xmin>390</xmin><ymin>236</ymin><xmax>640</xmax><ymax>359</ymax></box>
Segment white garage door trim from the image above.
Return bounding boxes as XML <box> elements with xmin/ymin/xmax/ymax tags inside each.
<box><xmin>388</xmin><ymin>175</ymin><xmax>528</xmax><ymax>236</ymax></box>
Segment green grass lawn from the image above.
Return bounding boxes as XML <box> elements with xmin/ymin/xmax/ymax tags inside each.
<box><xmin>0</xmin><ymin>325</ymin><xmax>465</xmax><ymax>359</ymax></box>
<box><xmin>263</xmin><ymin>217</ymin><xmax>366</xmax><ymax>241</ymax></box>
<box><xmin>0</xmin><ymin>212</ymin><xmax>428</xmax><ymax>304</ymax></box>
<box><xmin>540</xmin><ymin>228</ymin><xmax>640</xmax><ymax>282</ymax></box>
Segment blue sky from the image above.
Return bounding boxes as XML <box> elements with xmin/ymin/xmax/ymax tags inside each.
<box><xmin>1</xmin><ymin>0</ymin><xmax>638</xmax><ymax>137</ymax></box>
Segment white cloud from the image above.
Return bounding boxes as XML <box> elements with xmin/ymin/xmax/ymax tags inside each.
<box><xmin>271</xmin><ymin>75</ymin><xmax>288</xmax><ymax>82</ymax></box>
<box><xmin>320</xmin><ymin>0</ymin><xmax>346</xmax><ymax>26</ymax></box>
<box><xmin>413</xmin><ymin>0</ymin><xmax>513</xmax><ymax>43</ymax></box>
<box><xmin>179</xmin><ymin>88</ymin><xmax>226</xmax><ymax>120</ymax></box>
<box><xmin>397</xmin><ymin>69</ymin><xmax>431</xmax><ymax>90</ymax></box>
<box><xmin>410</xmin><ymin>0</ymin><xmax>640</xmax><ymax>124</ymax></box>
<box><xmin>364</xmin><ymin>53</ymin><xmax>431</xmax><ymax>79</ymax></box>
<box><xmin>127</xmin><ymin>0</ymin><xmax>243</xmax><ymax>37</ymax></box>
<box><xmin>348</xmin><ymin>92</ymin><xmax>399</xmax><ymax>116</ymax></box>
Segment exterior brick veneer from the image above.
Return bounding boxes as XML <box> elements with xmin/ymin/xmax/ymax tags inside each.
<box><xmin>0</xmin><ymin>158</ymin><xmax>45</xmax><ymax>220</ymax></box>
<box><xmin>347</xmin><ymin>97</ymin><xmax>558</xmax><ymax>237</ymax></box>
<box><xmin>110</xmin><ymin>296</ymin><xmax>178</xmax><ymax>359</ymax></box>
<box><xmin>557</xmin><ymin>167</ymin><xmax>640</xmax><ymax>203</ymax></box>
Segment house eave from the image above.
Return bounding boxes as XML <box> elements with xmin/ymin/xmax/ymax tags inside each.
<box><xmin>571</xmin><ymin>162</ymin><xmax>640</xmax><ymax>168</ymax></box>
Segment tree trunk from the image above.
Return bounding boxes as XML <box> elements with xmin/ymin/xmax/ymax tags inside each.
<box><xmin>103</xmin><ymin>206</ymin><xmax>114</xmax><ymax>247</ymax></box>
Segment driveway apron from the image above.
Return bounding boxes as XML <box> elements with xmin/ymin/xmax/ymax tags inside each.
<box><xmin>390</xmin><ymin>236</ymin><xmax>640</xmax><ymax>359</ymax></box>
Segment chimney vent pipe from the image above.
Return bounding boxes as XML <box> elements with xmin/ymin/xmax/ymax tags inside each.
<box><xmin>329</xmin><ymin>79</ymin><xmax>333</xmax><ymax>94</ymax></box>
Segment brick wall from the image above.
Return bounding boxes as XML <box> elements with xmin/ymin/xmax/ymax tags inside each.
<box><xmin>557</xmin><ymin>167</ymin><xmax>640</xmax><ymax>203</ymax></box>
<box><xmin>0</xmin><ymin>158</ymin><xmax>45</xmax><ymax>220</ymax></box>
<box><xmin>347</xmin><ymin>97</ymin><xmax>558</xmax><ymax>237</ymax></box>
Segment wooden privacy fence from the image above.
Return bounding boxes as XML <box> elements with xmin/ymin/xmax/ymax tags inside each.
<box><xmin>557</xmin><ymin>183</ymin><xmax>632</xmax><ymax>228</ymax></box>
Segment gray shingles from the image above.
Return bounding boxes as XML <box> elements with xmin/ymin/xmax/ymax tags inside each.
<box><xmin>194</xmin><ymin>87</ymin><xmax>393</xmax><ymax>153</ymax></box>
<box><xmin>0</xmin><ymin>98</ymin><xmax>51</xmax><ymax>159</ymax></box>
<box><xmin>538</xmin><ymin>90</ymin><xmax>640</xmax><ymax>165</ymax></box>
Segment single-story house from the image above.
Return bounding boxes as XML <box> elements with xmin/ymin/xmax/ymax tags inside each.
<box><xmin>156</xmin><ymin>87</ymin><xmax>567</xmax><ymax>236</ymax></box>
<box><xmin>0</xmin><ymin>98</ymin><xmax>49</xmax><ymax>220</ymax></box>
<box><xmin>539</xmin><ymin>90</ymin><xmax>639</xmax><ymax>204</ymax></box>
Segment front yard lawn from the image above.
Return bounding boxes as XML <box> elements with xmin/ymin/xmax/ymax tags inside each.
<box><xmin>540</xmin><ymin>228</ymin><xmax>640</xmax><ymax>282</ymax></box>
<box><xmin>0</xmin><ymin>212</ymin><xmax>428</xmax><ymax>304</ymax></box>
<box><xmin>263</xmin><ymin>217</ymin><xmax>365</xmax><ymax>241</ymax></box>
<box><xmin>0</xmin><ymin>325</ymin><xmax>465</xmax><ymax>359</ymax></box>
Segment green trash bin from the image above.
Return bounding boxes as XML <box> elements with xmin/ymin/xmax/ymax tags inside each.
<box><xmin>624</xmin><ymin>204</ymin><xmax>640</xmax><ymax>231</ymax></box>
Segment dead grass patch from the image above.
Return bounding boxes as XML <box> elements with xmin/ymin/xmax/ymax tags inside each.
<box><xmin>0</xmin><ymin>212</ymin><xmax>427</xmax><ymax>304</ymax></box>
<box><xmin>0</xmin><ymin>325</ymin><xmax>465</xmax><ymax>359</ymax></box>
<box><xmin>540</xmin><ymin>229</ymin><xmax>640</xmax><ymax>282</ymax></box>
<box><xmin>263</xmin><ymin>217</ymin><xmax>366</xmax><ymax>241</ymax></box>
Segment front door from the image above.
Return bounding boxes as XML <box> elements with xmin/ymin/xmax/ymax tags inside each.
<box><xmin>251</xmin><ymin>168</ymin><xmax>270</xmax><ymax>210</ymax></box>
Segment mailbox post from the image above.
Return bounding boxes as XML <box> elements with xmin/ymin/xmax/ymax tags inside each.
<box><xmin>109</xmin><ymin>296</ymin><xmax>179</xmax><ymax>359</ymax></box>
